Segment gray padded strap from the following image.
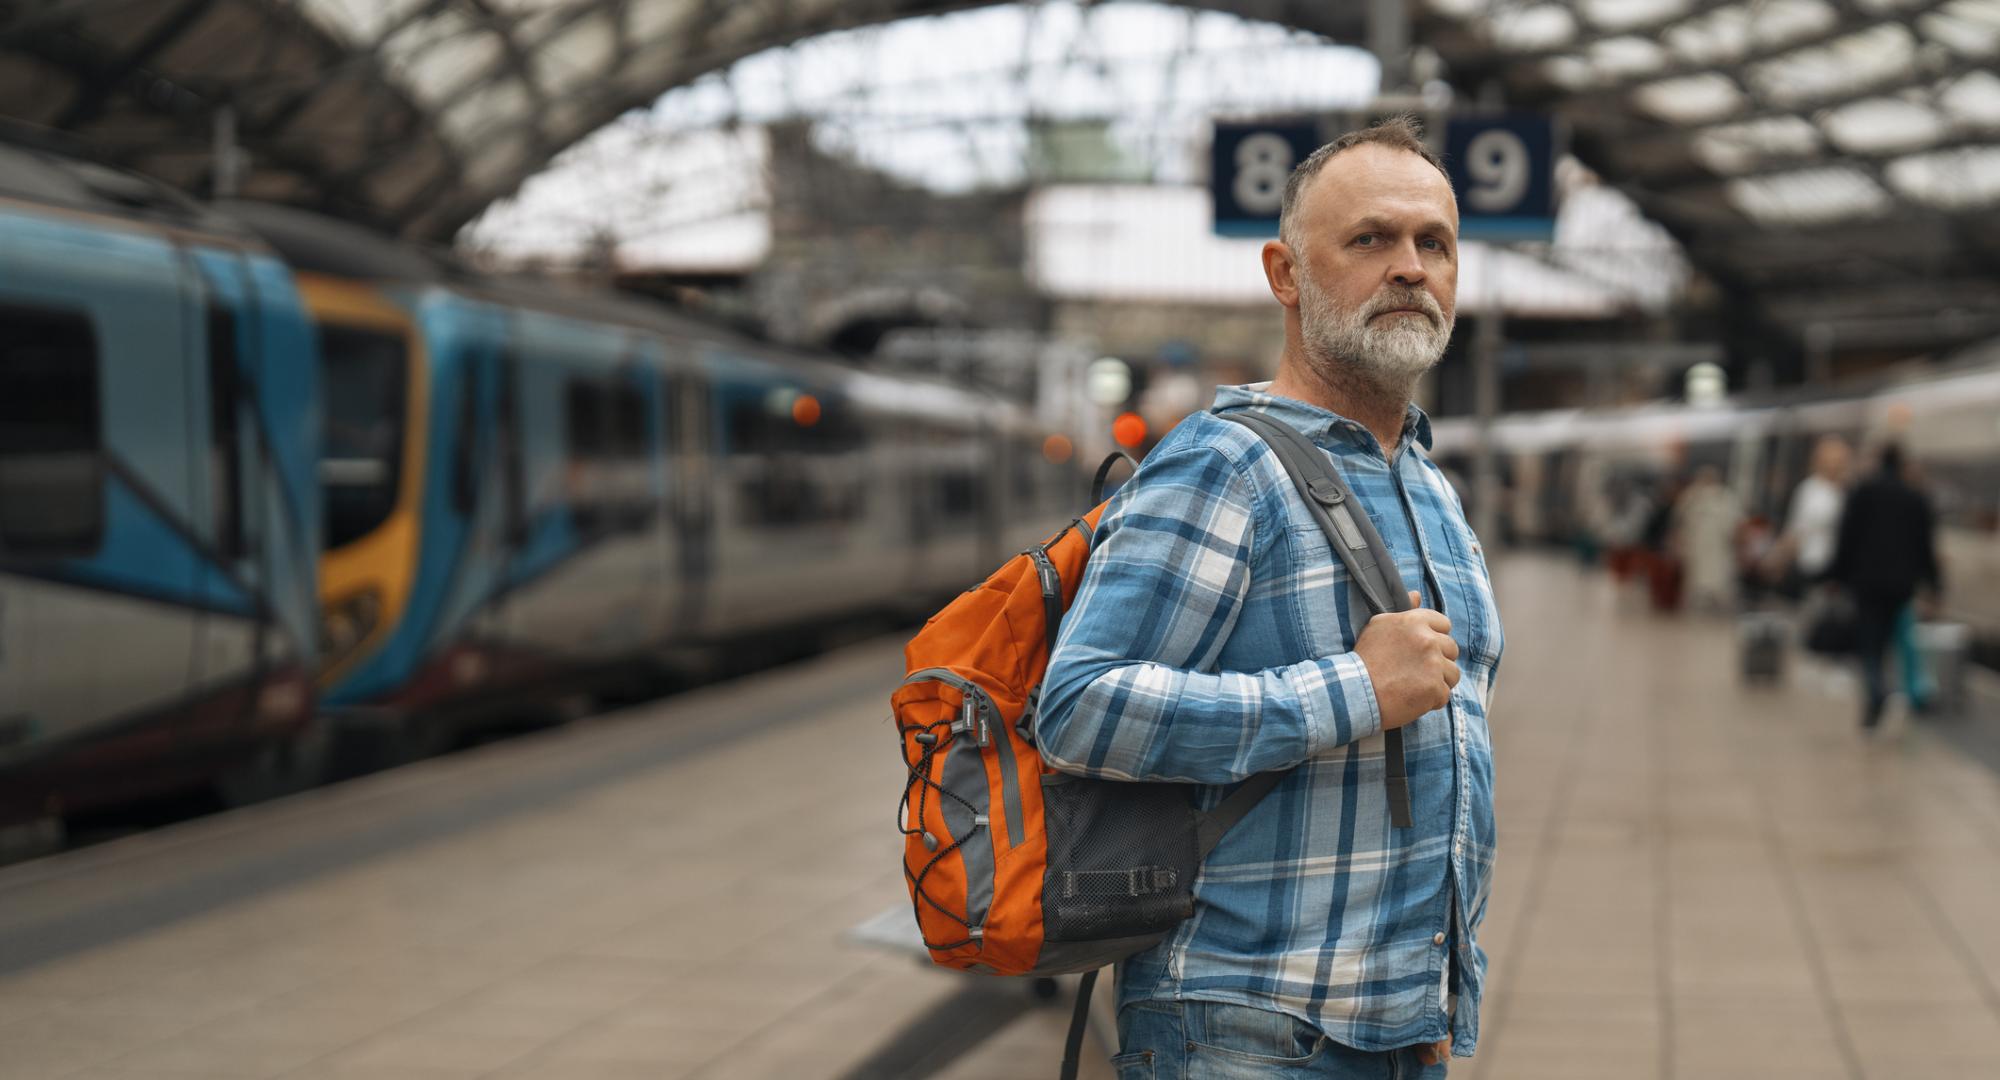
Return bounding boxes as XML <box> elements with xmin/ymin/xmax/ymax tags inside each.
<box><xmin>1196</xmin><ymin>769</ymin><xmax>1287</xmax><ymax>858</ymax></box>
<box><xmin>1217</xmin><ymin>410</ymin><xmax>1416</xmax><ymax>830</ymax></box>
<box><xmin>1223</xmin><ymin>411</ymin><xmax>1408</xmax><ymax>615</ymax></box>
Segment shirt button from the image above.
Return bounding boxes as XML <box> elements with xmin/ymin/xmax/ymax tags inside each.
<box><xmin>1433</xmin><ymin>932</ymin><xmax>1446</xmax><ymax>946</ymax></box>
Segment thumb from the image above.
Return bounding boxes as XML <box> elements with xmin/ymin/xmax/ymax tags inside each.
<box><xmin>1407</xmin><ymin>590</ymin><xmax>1422</xmax><ymax>610</ymax></box>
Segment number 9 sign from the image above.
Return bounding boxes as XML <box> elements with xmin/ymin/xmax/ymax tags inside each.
<box><xmin>1464</xmin><ymin>129</ymin><xmax>1530</xmax><ymax>213</ymax></box>
<box><xmin>1446</xmin><ymin>114</ymin><xmax>1555</xmax><ymax>241</ymax></box>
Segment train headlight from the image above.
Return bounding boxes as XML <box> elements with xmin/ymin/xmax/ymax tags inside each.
<box><xmin>319</xmin><ymin>588</ymin><xmax>383</xmax><ymax>674</ymax></box>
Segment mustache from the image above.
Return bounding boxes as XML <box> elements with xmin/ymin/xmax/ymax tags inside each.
<box><xmin>1363</xmin><ymin>288</ymin><xmax>1445</xmax><ymax>327</ymax></box>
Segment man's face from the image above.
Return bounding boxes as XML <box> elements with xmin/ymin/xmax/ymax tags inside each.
<box><xmin>1285</xmin><ymin>144</ymin><xmax>1459</xmax><ymax>388</ymax></box>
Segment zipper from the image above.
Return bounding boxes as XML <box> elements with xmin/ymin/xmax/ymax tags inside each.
<box><xmin>900</xmin><ymin>668</ymin><xmax>1025</xmax><ymax>848</ymax></box>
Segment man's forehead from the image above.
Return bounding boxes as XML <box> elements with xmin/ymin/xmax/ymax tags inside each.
<box><xmin>1304</xmin><ymin>144</ymin><xmax>1458</xmax><ymax>227</ymax></box>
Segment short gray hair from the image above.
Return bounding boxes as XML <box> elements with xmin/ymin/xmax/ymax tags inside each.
<box><xmin>1277</xmin><ymin>115</ymin><xmax>1450</xmax><ymax>253</ymax></box>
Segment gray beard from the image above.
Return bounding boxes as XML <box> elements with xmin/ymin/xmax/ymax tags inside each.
<box><xmin>1297</xmin><ymin>270</ymin><xmax>1455</xmax><ymax>405</ymax></box>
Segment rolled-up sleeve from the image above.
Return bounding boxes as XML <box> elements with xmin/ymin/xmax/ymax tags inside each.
<box><xmin>1035</xmin><ymin>444</ymin><xmax>1384</xmax><ymax>785</ymax></box>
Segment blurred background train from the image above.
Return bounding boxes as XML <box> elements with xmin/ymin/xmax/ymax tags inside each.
<box><xmin>1431</xmin><ymin>350</ymin><xmax>2000</xmax><ymax>671</ymax></box>
<box><xmin>8</xmin><ymin>129</ymin><xmax>1998</xmax><ymax>829</ymax></box>
<box><xmin>0</xmin><ymin>138</ymin><xmax>1084</xmax><ymax>827</ymax></box>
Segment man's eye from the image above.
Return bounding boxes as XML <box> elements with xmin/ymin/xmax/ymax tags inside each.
<box><xmin>1421</xmin><ymin>238</ymin><xmax>1446</xmax><ymax>252</ymax></box>
<box><xmin>1355</xmin><ymin>234</ymin><xmax>1379</xmax><ymax>247</ymax></box>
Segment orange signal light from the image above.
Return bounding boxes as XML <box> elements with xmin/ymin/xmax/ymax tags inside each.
<box><xmin>1042</xmin><ymin>434</ymin><xmax>1074</xmax><ymax>464</ymax></box>
<box><xmin>1113</xmin><ymin>412</ymin><xmax>1148</xmax><ymax>449</ymax></box>
<box><xmin>792</xmin><ymin>394</ymin><xmax>822</xmax><ymax>427</ymax></box>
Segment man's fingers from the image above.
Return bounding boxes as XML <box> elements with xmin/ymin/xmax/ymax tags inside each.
<box><xmin>1442</xmin><ymin>661</ymin><xmax>1462</xmax><ymax>689</ymax></box>
<box><xmin>1415</xmin><ymin>1037</ymin><xmax>1450</xmax><ymax>1065</ymax></box>
<box><xmin>1407</xmin><ymin>590</ymin><xmax>1421</xmax><ymax>609</ymax></box>
<box><xmin>1422</xmin><ymin>610</ymin><xmax>1453</xmax><ymax>635</ymax></box>
<box><xmin>1437</xmin><ymin>634</ymin><xmax>1460</xmax><ymax>662</ymax></box>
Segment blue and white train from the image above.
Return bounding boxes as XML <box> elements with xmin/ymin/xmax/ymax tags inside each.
<box><xmin>0</xmin><ymin>143</ymin><xmax>320</xmax><ymax>821</ymax></box>
<box><xmin>0</xmin><ymin>142</ymin><xmax>1082</xmax><ymax>825</ymax></box>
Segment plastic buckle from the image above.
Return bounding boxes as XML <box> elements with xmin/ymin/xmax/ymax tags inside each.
<box><xmin>1128</xmin><ymin>866</ymin><xmax>1177</xmax><ymax>896</ymax></box>
<box><xmin>1306</xmin><ymin>478</ymin><xmax>1344</xmax><ymax>505</ymax></box>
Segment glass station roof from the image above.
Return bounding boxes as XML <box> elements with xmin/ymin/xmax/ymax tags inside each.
<box><xmin>2</xmin><ymin>0</ymin><xmax>1996</xmax><ymax>348</ymax></box>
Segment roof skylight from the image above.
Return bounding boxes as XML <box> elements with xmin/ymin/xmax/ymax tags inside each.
<box><xmin>1578</xmin><ymin>0</ymin><xmax>1692</xmax><ymax>32</ymax></box>
<box><xmin>1491</xmin><ymin>5</ymin><xmax>1578</xmax><ymax>51</ymax></box>
<box><xmin>1633</xmin><ymin>73</ymin><xmax>1747</xmax><ymax>123</ymax></box>
<box><xmin>1885</xmin><ymin>145</ymin><xmax>2000</xmax><ymax>208</ymax></box>
<box><xmin>1748</xmin><ymin>23</ymin><xmax>1917</xmax><ymax>108</ymax></box>
<box><xmin>1938</xmin><ymin>69</ymin><xmax>2000</xmax><ymax>124</ymax></box>
<box><xmin>1693</xmin><ymin>115</ymin><xmax>1822</xmax><ymax>173</ymax></box>
<box><xmin>1821</xmin><ymin>97</ymin><xmax>1950</xmax><ymax>155</ymax></box>
<box><xmin>1727</xmin><ymin>166</ymin><xmax>1894</xmax><ymax>223</ymax></box>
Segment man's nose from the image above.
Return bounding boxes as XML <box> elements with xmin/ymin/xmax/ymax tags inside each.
<box><xmin>1388</xmin><ymin>239</ymin><xmax>1426</xmax><ymax>287</ymax></box>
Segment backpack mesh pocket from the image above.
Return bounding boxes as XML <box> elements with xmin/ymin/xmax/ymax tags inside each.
<box><xmin>1039</xmin><ymin>775</ymin><xmax>1200</xmax><ymax>942</ymax></box>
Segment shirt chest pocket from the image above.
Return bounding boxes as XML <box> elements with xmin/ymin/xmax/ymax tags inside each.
<box><xmin>1447</xmin><ymin>528</ymin><xmax>1505</xmax><ymax>674</ymax></box>
<box><xmin>1281</xmin><ymin>523</ymin><xmax>1375</xmax><ymax>659</ymax></box>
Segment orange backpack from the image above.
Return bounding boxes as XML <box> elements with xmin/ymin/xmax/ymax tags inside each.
<box><xmin>891</xmin><ymin>416</ymin><xmax>1411</xmax><ymax>1077</ymax></box>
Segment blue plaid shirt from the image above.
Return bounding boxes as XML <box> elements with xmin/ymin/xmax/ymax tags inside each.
<box><xmin>1037</xmin><ymin>383</ymin><xmax>1502</xmax><ymax>1057</ymax></box>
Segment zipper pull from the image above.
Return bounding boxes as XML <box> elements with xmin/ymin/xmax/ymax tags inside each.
<box><xmin>961</xmin><ymin>698</ymin><xmax>990</xmax><ymax>747</ymax></box>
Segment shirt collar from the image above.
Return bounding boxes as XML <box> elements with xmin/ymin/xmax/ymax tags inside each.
<box><xmin>1210</xmin><ymin>381</ymin><xmax>1434</xmax><ymax>453</ymax></box>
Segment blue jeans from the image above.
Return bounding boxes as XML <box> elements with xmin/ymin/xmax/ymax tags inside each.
<box><xmin>1112</xmin><ymin>999</ymin><xmax>1449</xmax><ymax>1079</ymax></box>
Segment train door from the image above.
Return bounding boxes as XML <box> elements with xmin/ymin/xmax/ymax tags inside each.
<box><xmin>662</xmin><ymin>368</ymin><xmax>714</xmax><ymax>642</ymax></box>
<box><xmin>183</xmin><ymin>251</ymin><xmax>272</xmax><ymax>743</ymax></box>
<box><xmin>552</xmin><ymin>354</ymin><xmax>661</xmax><ymax>657</ymax></box>
<box><xmin>463</xmin><ymin>337</ymin><xmax>528</xmax><ymax>677</ymax></box>
<box><xmin>0</xmin><ymin>214</ymin><xmax>198</xmax><ymax>753</ymax></box>
<box><xmin>493</xmin><ymin>317</ymin><xmax>658</xmax><ymax>668</ymax></box>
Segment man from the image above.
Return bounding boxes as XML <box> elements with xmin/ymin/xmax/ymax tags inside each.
<box><xmin>1672</xmin><ymin>465</ymin><xmax>1739</xmax><ymax>612</ymax></box>
<box><xmin>1038</xmin><ymin>117</ymin><xmax>1501</xmax><ymax>1078</ymax></box>
<box><xmin>1778</xmin><ymin>436</ymin><xmax>1851</xmax><ymax>596</ymax></box>
<box><xmin>1827</xmin><ymin>442</ymin><xmax>1941</xmax><ymax>730</ymax></box>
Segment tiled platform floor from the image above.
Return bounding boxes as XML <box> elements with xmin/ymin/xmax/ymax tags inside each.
<box><xmin>1</xmin><ymin>555</ymin><xmax>1996</xmax><ymax>1079</ymax></box>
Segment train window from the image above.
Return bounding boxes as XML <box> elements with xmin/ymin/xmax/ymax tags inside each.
<box><xmin>450</xmin><ymin>366</ymin><xmax>478</xmax><ymax>516</ymax></box>
<box><xmin>564</xmin><ymin>379</ymin><xmax>608</xmax><ymax>534</ymax></box>
<box><xmin>1927</xmin><ymin>454</ymin><xmax>2000</xmax><ymax>535</ymax></box>
<box><xmin>563</xmin><ymin>376</ymin><xmax>653</xmax><ymax>534</ymax></box>
<box><xmin>721</xmin><ymin>384</ymin><xmax>866</xmax><ymax>528</ymax></box>
<box><xmin>319</xmin><ymin>325</ymin><xmax>408</xmax><ymax>549</ymax></box>
<box><xmin>0</xmin><ymin>303</ymin><xmax>103</xmax><ymax>556</ymax></box>
<box><xmin>497</xmin><ymin>352</ymin><xmax>526</xmax><ymax>539</ymax></box>
<box><xmin>206</xmin><ymin>304</ymin><xmax>246</xmax><ymax>561</ymax></box>
<box><xmin>610</xmin><ymin>383</ymin><xmax>647</xmax><ymax>462</ymax></box>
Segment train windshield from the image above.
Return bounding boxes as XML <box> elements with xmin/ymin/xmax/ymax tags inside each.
<box><xmin>319</xmin><ymin>325</ymin><xmax>408</xmax><ymax>549</ymax></box>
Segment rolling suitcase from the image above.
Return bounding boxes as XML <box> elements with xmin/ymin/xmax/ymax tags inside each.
<box><xmin>1738</xmin><ymin>611</ymin><xmax>1786</xmax><ymax>684</ymax></box>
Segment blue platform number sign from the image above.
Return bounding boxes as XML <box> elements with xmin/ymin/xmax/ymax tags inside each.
<box><xmin>1212</xmin><ymin>121</ymin><xmax>1319</xmax><ymax>237</ymax></box>
<box><xmin>1445</xmin><ymin>114</ymin><xmax>1555</xmax><ymax>241</ymax></box>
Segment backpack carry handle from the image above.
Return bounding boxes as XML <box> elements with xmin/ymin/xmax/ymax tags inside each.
<box><xmin>1090</xmin><ymin>450</ymin><xmax>1137</xmax><ymax>505</ymax></box>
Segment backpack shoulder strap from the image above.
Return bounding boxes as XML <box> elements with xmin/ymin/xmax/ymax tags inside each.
<box><xmin>1202</xmin><ymin>410</ymin><xmax>1416</xmax><ymax>833</ymax></box>
<box><xmin>1222</xmin><ymin>410</ymin><xmax>1409</xmax><ymax>615</ymax></box>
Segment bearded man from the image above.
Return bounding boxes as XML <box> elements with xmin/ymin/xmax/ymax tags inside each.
<box><xmin>1037</xmin><ymin>117</ymin><xmax>1503</xmax><ymax>1078</ymax></box>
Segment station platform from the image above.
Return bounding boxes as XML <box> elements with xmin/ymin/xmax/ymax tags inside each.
<box><xmin>2</xmin><ymin>555</ymin><xmax>1998</xmax><ymax>1079</ymax></box>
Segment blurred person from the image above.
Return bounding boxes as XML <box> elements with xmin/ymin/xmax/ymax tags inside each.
<box><xmin>1602</xmin><ymin>475</ymin><xmax>1656</xmax><ymax>581</ymax></box>
<box><xmin>1642</xmin><ymin>474</ymin><xmax>1686</xmax><ymax>612</ymax></box>
<box><xmin>1671</xmin><ymin>465</ymin><xmax>1740</xmax><ymax>612</ymax></box>
<box><xmin>1776</xmin><ymin>436</ymin><xmax>1851</xmax><ymax>597</ymax></box>
<box><xmin>1826</xmin><ymin>442</ymin><xmax>1941</xmax><ymax>730</ymax></box>
<box><xmin>1891</xmin><ymin>458</ymin><xmax>1941</xmax><ymax>712</ymax></box>
<box><xmin>1039</xmin><ymin>117</ymin><xmax>1497</xmax><ymax>1078</ymax></box>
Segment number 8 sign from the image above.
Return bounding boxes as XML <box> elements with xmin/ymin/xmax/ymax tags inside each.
<box><xmin>1445</xmin><ymin>114</ymin><xmax>1556</xmax><ymax>241</ymax></box>
<box><xmin>1211</xmin><ymin>121</ymin><xmax>1320</xmax><ymax>237</ymax></box>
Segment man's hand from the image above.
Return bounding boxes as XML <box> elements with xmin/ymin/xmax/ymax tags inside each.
<box><xmin>1354</xmin><ymin>591</ymin><xmax>1460</xmax><ymax>731</ymax></box>
<box><xmin>1416</xmin><ymin>1035</ymin><xmax>1452</xmax><ymax>1065</ymax></box>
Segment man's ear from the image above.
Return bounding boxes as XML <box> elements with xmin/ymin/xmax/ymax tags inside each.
<box><xmin>1262</xmin><ymin>239</ymin><xmax>1300</xmax><ymax>310</ymax></box>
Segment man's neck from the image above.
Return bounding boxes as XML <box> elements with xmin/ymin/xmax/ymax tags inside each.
<box><xmin>1267</xmin><ymin>344</ymin><xmax>1412</xmax><ymax>459</ymax></box>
